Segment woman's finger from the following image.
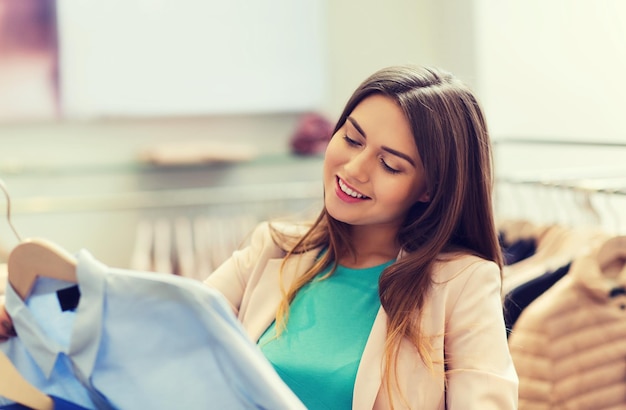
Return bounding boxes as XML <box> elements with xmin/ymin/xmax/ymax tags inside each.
<box><xmin>2</xmin><ymin>321</ymin><xmax>16</xmax><ymax>337</ymax></box>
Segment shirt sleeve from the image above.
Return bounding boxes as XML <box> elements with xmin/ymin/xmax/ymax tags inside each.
<box><xmin>444</xmin><ymin>260</ymin><xmax>519</xmax><ymax>409</ymax></box>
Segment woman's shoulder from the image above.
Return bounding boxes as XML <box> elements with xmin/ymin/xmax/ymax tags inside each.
<box><xmin>246</xmin><ymin>220</ymin><xmax>313</xmax><ymax>251</ymax></box>
<box><xmin>266</xmin><ymin>220</ymin><xmax>313</xmax><ymax>236</ymax></box>
<box><xmin>427</xmin><ymin>253</ymin><xmax>502</xmax><ymax>313</ymax></box>
<box><xmin>431</xmin><ymin>252</ymin><xmax>500</xmax><ymax>284</ymax></box>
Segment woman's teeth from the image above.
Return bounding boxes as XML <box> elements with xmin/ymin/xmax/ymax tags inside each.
<box><xmin>339</xmin><ymin>178</ymin><xmax>365</xmax><ymax>198</ymax></box>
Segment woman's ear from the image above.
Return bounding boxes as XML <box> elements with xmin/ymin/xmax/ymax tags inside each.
<box><xmin>413</xmin><ymin>184</ymin><xmax>430</xmax><ymax>204</ymax></box>
<box><xmin>417</xmin><ymin>191</ymin><xmax>431</xmax><ymax>203</ymax></box>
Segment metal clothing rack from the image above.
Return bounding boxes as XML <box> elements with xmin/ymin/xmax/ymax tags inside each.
<box><xmin>0</xmin><ymin>152</ymin><xmax>324</xmax><ymax>215</ymax></box>
<box><xmin>493</xmin><ymin>137</ymin><xmax>626</xmax><ymax>148</ymax></box>
<box><xmin>0</xmin><ymin>153</ymin><xmax>325</xmax><ymax>268</ymax></box>
<box><xmin>493</xmin><ymin>138</ymin><xmax>626</xmax><ymax>232</ymax></box>
<box><xmin>494</xmin><ymin>137</ymin><xmax>626</xmax><ymax>192</ymax></box>
<box><xmin>8</xmin><ymin>180</ymin><xmax>322</xmax><ymax>215</ymax></box>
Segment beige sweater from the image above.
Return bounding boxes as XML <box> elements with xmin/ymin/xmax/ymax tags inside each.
<box><xmin>508</xmin><ymin>244</ymin><xmax>626</xmax><ymax>409</ymax></box>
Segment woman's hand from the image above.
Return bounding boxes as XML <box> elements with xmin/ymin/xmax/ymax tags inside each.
<box><xmin>0</xmin><ymin>305</ymin><xmax>16</xmax><ymax>341</ymax></box>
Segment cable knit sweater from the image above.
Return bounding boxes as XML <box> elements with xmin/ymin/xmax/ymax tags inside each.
<box><xmin>508</xmin><ymin>247</ymin><xmax>626</xmax><ymax>409</ymax></box>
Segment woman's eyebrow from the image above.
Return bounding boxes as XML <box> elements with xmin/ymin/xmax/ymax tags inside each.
<box><xmin>382</xmin><ymin>146</ymin><xmax>416</xmax><ymax>167</ymax></box>
<box><xmin>347</xmin><ymin>116</ymin><xmax>416</xmax><ymax>167</ymax></box>
<box><xmin>347</xmin><ymin>116</ymin><xmax>366</xmax><ymax>137</ymax></box>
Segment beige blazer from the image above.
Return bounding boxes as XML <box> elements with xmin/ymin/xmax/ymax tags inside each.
<box><xmin>205</xmin><ymin>222</ymin><xmax>518</xmax><ymax>409</ymax></box>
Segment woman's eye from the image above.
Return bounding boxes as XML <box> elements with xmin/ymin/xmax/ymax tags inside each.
<box><xmin>380</xmin><ymin>159</ymin><xmax>401</xmax><ymax>174</ymax></box>
<box><xmin>343</xmin><ymin>135</ymin><xmax>361</xmax><ymax>147</ymax></box>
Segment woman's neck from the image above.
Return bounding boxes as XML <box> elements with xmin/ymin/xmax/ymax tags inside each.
<box><xmin>338</xmin><ymin>225</ymin><xmax>400</xmax><ymax>269</ymax></box>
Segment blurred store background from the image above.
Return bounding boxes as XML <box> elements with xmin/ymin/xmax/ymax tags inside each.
<box><xmin>0</xmin><ymin>0</ymin><xmax>625</xmax><ymax>271</ymax></box>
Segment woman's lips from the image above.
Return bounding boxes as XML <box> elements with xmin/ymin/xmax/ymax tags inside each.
<box><xmin>335</xmin><ymin>176</ymin><xmax>370</xmax><ymax>203</ymax></box>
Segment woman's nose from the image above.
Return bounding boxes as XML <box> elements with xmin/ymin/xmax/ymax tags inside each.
<box><xmin>344</xmin><ymin>152</ymin><xmax>370</xmax><ymax>183</ymax></box>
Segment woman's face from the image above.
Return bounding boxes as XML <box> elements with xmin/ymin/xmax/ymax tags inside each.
<box><xmin>323</xmin><ymin>94</ymin><xmax>430</xmax><ymax>231</ymax></box>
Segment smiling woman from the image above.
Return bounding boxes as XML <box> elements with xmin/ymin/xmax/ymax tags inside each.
<box><xmin>204</xmin><ymin>65</ymin><xmax>519</xmax><ymax>409</ymax></box>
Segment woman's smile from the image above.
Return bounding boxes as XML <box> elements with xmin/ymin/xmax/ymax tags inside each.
<box><xmin>336</xmin><ymin>176</ymin><xmax>370</xmax><ymax>202</ymax></box>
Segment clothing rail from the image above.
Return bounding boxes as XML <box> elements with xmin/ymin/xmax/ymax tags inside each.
<box><xmin>493</xmin><ymin>137</ymin><xmax>626</xmax><ymax>148</ymax></box>
<box><xmin>496</xmin><ymin>173</ymin><xmax>626</xmax><ymax>234</ymax></box>
<box><xmin>9</xmin><ymin>181</ymin><xmax>322</xmax><ymax>215</ymax></box>
<box><xmin>497</xmin><ymin>175</ymin><xmax>626</xmax><ymax>196</ymax></box>
<box><xmin>494</xmin><ymin>137</ymin><xmax>626</xmax><ymax>195</ymax></box>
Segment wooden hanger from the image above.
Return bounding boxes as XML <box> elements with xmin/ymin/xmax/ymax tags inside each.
<box><xmin>0</xmin><ymin>178</ymin><xmax>21</xmax><ymax>244</ymax></box>
<box><xmin>0</xmin><ymin>351</ymin><xmax>54</xmax><ymax>410</ymax></box>
<box><xmin>8</xmin><ymin>237</ymin><xmax>78</xmax><ymax>300</ymax></box>
<box><xmin>596</xmin><ymin>235</ymin><xmax>626</xmax><ymax>274</ymax></box>
<box><xmin>1</xmin><ymin>178</ymin><xmax>77</xmax><ymax>300</ymax></box>
<box><xmin>0</xmin><ymin>179</ymin><xmax>73</xmax><ymax>408</ymax></box>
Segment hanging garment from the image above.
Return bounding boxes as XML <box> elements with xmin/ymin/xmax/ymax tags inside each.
<box><xmin>503</xmin><ymin>262</ymin><xmax>571</xmax><ymax>335</ymax></box>
<box><xmin>502</xmin><ymin>225</ymin><xmax>607</xmax><ymax>296</ymax></box>
<box><xmin>1</xmin><ymin>249</ymin><xmax>304</xmax><ymax>410</ymax></box>
<box><xmin>508</xmin><ymin>250</ymin><xmax>626</xmax><ymax>409</ymax></box>
<box><xmin>499</xmin><ymin>233</ymin><xmax>537</xmax><ymax>266</ymax></box>
<box><xmin>0</xmin><ymin>277</ymin><xmax>97</xmax><ymax>408</ymax></box>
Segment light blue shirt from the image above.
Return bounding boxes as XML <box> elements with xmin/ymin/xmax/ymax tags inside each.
<box><xmin>1</xmin><ymin>249</ymin><xmax>304</xmax><ymax>410</ymax></box>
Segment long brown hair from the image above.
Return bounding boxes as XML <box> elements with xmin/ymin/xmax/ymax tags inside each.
<box><xmin>272</xmin><ymin>65</ymin><xmax>502</xmax><ymax>404</ymax></box>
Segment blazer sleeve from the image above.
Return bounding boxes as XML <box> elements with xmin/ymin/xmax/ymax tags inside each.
<box><xmin>444</xmin><ymin>260</ymin><xmax>519</xmax><ymax>409</ymax></box>
<box><xmin>203</xmin><ymin>222</ymin><xmax>279</xmax><ymax>314</ymax></box>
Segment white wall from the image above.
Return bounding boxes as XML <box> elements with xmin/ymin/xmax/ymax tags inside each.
<box><xmin>57</xmin><ymin>0</ymin><xmax>328</xmax><ymax>117</ymax></box>
<box><xmin>0</xmin><ymin>0</ymin><xmax>444</xmax><ymax>266</ymax></box>
<box><xmin>323</xmin><ymin>0</ymin><xmax>440</xmax><ymax>116</ymax></box>
<box><xmin>474</xmin><ymin>0</ymin><xmax>626</xmax><ymax>143</ymax></box>
<box><xmin>4</xmin><ymin>1</ymin><xmax>623</xmax><ymax>266</ymax></box>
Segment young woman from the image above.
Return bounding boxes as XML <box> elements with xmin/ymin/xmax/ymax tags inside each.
<box><xmin>1</xmin><ymin>65</ymin><xmax>518</xmax><ymax>409</ymax></box>
<box><xmin>204</xmin><ymin>65</ymin><xmax>518</xmax><ymax>409</ymax></box>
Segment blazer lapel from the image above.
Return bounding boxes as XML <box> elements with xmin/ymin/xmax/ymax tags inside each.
<box><xmin>242</xmin><ymin>249</ymin><xmax>320</xmax><ymax>342</ymax></box>
<box><xmin>353</xmin><ymin>247</ymin><xmax>402</xmax><ymax>409</ymax></box>
<box><xmin>353</xmin><ymin>308</ymin><xmax>387</xmax><ymax>410</ymax></box>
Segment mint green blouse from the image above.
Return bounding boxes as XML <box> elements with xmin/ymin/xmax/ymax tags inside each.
<box><xmin>258</xmin><ymin>260</ymin><xmax>393</xmax><ymax>409</ymax></box>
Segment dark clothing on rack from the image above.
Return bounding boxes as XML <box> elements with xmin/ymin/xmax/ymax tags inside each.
<box><xmin>504</xmin><ymin>262</ymin><xmax>571</xmax><ymax>336</ymax></box>
<box><xmin>499</xmin><ymin>234</ymin><xmax>537</xmax><ymax>266</ymax></box>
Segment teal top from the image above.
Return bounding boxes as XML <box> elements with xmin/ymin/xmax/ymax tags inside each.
<box><xmin>258</xmin><ymin>260</ymin><xmax>393</xmax><ymax>410</ymax></box>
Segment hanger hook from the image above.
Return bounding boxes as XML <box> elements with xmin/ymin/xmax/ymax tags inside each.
<box><xmin>607</xmin><ymin>187</ymin><xmax>624</xmax><ymax>235</ymax></box>
<box><xmin>576</xmin><ymin>186</ymin><xmax>601</xmax><ymax>227</ymax></box>
<box><xmin>0</xmin><ymin>178</ymin><xmax>22</xmax><ymax>242</ymax></box>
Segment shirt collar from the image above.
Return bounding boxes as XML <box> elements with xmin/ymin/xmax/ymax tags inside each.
<box><xmin>6</xmin><ymin>283</ymin><xmax>63</xmax><ymax>377</ymax></box>
<box><xmin>70</xmin><ymin>249</ymin><xmax>106</xmax><ymax>378</ymax></box>
<box><xmin>5</xmin><ymin>249</ymin><xmax>106</xmax><ymax>378</ymax></box>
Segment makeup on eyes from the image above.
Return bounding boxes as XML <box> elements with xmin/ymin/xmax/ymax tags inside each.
<box><xmin>346</xmin><ymin>117</ymin><xmax>417</xmax><ymax>169</ymax></box>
